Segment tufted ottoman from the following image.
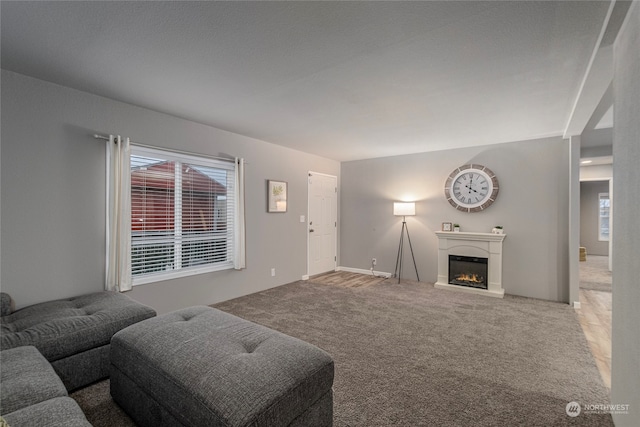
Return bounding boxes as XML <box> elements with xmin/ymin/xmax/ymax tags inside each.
<box><xmin>110</xmin><ymin>306</ymin><xmax>334</xmax><ymax>427</ymax></box>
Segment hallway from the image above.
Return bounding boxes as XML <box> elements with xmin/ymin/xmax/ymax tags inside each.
<box><xmin>576</xmin><ymin>255</ymin><xmax>612</xmax><ymax>389</ymax></box>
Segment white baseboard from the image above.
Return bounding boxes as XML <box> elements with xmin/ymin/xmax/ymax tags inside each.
<box><xmin>336</xmin><ymin>266</ymin><xmax>392</xmax><ymax>278</ymax></box>
<box><xmin>573</xmin><ymin>301</ymin><xmax>581</xmax><ymax>309</ymax></box>
<box><xmin>301</xmin><ymin>275</ymin><xmax>309</xmax><ymax>280</ymax></box>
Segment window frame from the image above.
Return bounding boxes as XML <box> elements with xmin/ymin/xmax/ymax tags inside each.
<box><xmin>598</xmin><ymin>192</ymin><xmax>610</xmax><ymax>242</ymax></box>
<box><xmin>130</xmin><ymin>145</ymin><xmax>236</xmax><ymax>286</ymax></box>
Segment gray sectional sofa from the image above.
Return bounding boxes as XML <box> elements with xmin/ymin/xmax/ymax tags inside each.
<box><xmin>1</xmin><ymin>291</ymin><xmax>156</xmax><ymax>391</ymax></box>
<box><xmin>1</xmin><ymin>346</ymin><xmax>91</xmax><ymax>426</ymax></box>
<box><xmin>0</xmin><ymin>291</ymin><xmax>156</xmax><ymax>426</ymax></box>
<box><xmin>1</xmin><ymin>292</ymin><xmax>335</xmax><ymax>426</ymax></box>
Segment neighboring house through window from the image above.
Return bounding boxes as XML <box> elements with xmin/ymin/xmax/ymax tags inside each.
<box><xmin>130</xmin><ymin>145</ymin><xmax>236</xmax><ymax>285</ymax></box>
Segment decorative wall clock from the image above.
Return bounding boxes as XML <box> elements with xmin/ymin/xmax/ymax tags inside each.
<box><xmin>444</xmin><ymin>164</ymin><xmax>499</xmax><ymax>212</ymax></box>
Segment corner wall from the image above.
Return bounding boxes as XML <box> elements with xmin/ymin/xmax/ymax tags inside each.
<box><xmin>340</xmin><ymin>136</ymin><xmax>570</xmax><ymax>302</ymax></box>
<box><xmin>612</xmin><ymin>1</ymin><xmax>640</xmax><ymax>424</ymax></box>
<box><xmin>0</xmin><ymin>70</ymin><xmax>340</xmax><ymax>313</ymax></box>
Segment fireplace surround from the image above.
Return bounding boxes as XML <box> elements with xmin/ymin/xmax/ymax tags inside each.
<box><xmin>434</xmin><ymin>231</ymin><xmax>506</xmax><ymax>298</ymax></box>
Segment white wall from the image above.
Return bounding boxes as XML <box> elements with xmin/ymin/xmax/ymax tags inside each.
<box><xmin>580</xmin><ymin>164</ymin><xmax>612</xmax><ymax>181</ymax></box>
<box><xmin>0</xmin><ymin>70</ymin><xmax>340</xmax><ymax>313</ymax></box>
<box><xmin>340</xmin><ymin>136</ymin><xmax>571</xmax><ymax>302</ymax></box>
<box><xmin>612</xmin><ymin>2</ymin><xmax>640</xmax><ymax>425</ymax></box>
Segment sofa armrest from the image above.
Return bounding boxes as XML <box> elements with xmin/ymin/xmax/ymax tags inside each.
<box><xmin>0</xmin><ymin>293</ymin><xmax>14</xmax><ymax>317</ymax></box>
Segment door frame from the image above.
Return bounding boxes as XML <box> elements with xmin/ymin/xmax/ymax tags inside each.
<box><xmin>579</xmin><ymin>177</ymin><xmax>613</xmax><ymax>271</ymax></box>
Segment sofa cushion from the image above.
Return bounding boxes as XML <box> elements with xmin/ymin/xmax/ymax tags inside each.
<box><xmin>3</xmin><ymin>397</ymin><xmax>91</xmax><ymax>427</ymax></box>
<box><xmin>0</xmin><ymin>291</ymin><xmax>156</xmax><ymax>362</ymax></box>
<box><xmin>0</xmin><ymin>346</ymin><xmax>67</xmax><ymax>415</ymax></box>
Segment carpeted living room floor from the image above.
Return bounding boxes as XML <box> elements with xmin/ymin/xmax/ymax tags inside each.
<box><xmin>72</xmin><ymin>276</ymin><xmax>613</xmax><ymax>426</ymax></box>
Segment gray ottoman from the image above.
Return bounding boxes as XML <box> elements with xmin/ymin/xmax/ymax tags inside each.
<box><xmin>110</xmin><ymin>306</ymin><xmax>334</xmax><ymax>427</ymax></box>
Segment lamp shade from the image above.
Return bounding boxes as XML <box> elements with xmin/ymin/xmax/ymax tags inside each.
<box><xmin>393</xmin><ymin>202</ymin><xmax>415</xmax><ymax>216</ymax></box>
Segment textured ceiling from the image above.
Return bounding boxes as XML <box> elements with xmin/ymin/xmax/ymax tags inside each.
<box><xmin>1</xmin><ymin>1</ymin><xmax>611</xmax><ymax>161</ymax></box>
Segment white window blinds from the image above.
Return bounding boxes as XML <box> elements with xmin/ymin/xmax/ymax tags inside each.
<box><xmin>130</xmin><ymin>145</ymin><xmax>236</xmax><ymax>284</ymax></box>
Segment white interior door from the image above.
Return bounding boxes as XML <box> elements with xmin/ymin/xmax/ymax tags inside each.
<box><xmin>308</xmin><ymin>172</ymin><xmax>337</xmax><ymax>276</ymax></box>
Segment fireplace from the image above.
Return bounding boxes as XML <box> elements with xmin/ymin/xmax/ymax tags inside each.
<box><xmin>448</xmin><ymin>255</ymin><xmax>488</xmax><ymax>290</ymax></box>
<box><xmin>434</xmin><ymin>231</ymin><xmax>506</xmax><ymax>298</ymax></box>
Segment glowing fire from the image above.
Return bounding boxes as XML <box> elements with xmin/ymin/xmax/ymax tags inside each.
<box><xmin>455</xmin><ymin>273</ymin><xmax>483</xmax><ymax>283</ymax></box>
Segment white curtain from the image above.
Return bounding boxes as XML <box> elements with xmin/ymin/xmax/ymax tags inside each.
<box><xmin>233</xmin><ymin>158</ymin><xmax>246</xmax><ymax>270</ymax></box>
<box><xmin>105</xmin><ymin>135</ymin><xmax>133</xmax><ymax>292</ymax></box>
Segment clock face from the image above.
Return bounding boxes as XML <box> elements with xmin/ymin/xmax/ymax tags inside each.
<box><xmin>444</xmin><ymin>165</ymin><xmax>499</xmax><ymax>212</ymax></box>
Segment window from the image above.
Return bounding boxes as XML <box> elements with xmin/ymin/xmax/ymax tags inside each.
<box><xmin>130</xmin><ymin>145</ymin><xmax>236</xmax><ymax>285</ymax></box>
<box><xmin>598</xmin><ymin>193</ymin><xmax>610</xmax><ymax>241</ymax></box>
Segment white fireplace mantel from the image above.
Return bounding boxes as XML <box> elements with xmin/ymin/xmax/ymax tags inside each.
<box><xmin>434</xmin><ymin>231</ymin><xmax>506</xmax><ymax>298</ymax></box>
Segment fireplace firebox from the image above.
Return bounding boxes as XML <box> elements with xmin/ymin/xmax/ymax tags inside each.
<box><xmin>448</xmin><ymin>255</ymin><xmax>488</xmax><ymax>290</ymax></box>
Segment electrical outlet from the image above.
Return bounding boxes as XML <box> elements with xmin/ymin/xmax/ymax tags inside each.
<box><xmin>271</xmin><ymin>268</ymin><xmax>276</xmax><ymax>277</ymax></box>
<box><xmin>372</xmin><ymin>258</ymin><xmax>377</xmax><ymax>266</ymax></box>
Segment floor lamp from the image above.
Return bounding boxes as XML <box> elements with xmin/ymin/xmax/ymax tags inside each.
<box><xmin>393</xmin><ymin>202</ymin><xmax>420</xmax><ymax>283</ymax></box>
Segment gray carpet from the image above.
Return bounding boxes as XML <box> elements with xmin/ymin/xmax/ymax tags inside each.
<box><xmin>72</xmin><ymin>279</ymin><xmax>612</xmax><ymax>426</ymax></box>
<box><xmin>580</xmin><ymin>255</ymin><xmax>612</xmax><ymax>292</ymax></box>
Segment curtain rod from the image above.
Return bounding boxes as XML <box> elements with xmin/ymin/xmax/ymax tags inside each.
<box><xmin>94</xmin><ymin>134</ymin><xmax>241</xmax><ymax>164</ymax></box>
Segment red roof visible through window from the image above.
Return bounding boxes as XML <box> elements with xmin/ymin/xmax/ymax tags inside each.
<box><xmin>131</xmin><ymin>162</ymin><xmax>227</xmax><ymax>232</ymax></box>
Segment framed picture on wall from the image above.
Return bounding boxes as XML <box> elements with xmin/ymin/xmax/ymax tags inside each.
<box><xmin>442</xmin><ymin>222</ymin><xmax>453</xmax><ymax>232</ymax></box>
<box><xmin>267</xmin><ymin>180</ymin><xmax>288</xmax><ymax>213</ymax></box>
